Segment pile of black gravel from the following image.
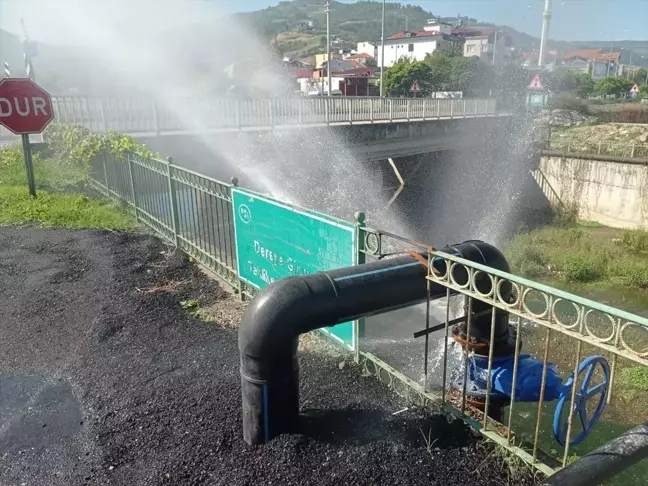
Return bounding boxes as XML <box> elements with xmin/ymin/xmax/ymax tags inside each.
<box><xmin>0</xmin><ymin>228</ymin><xmax>536</xmax><ymax>486</ymax></box>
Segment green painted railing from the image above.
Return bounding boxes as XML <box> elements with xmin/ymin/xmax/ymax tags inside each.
<box><xmin>92</xmin><ymin>150</ymin><xmax>648</xmax><ymax>483</ymax></box>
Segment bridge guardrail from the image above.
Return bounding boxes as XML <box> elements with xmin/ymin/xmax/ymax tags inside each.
<box><xmin>37</xmin><ymin>96</ymin><xmax>500</xmax><ymax>135</ymax></box>
<box><xmin>89</xmin><ymin>148</ymin><xmax>647</xmax><ymax>483</ymax></box>
<box><xmin>546</xmin><ymin>138</ymin><xmax>648</xmax><ymax>160</ymax></box>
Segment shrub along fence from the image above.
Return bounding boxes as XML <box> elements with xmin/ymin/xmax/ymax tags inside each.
<box><xmin>89</xmin><ymin>148</ymin><xmax>648</xmax><ymax>484</ymax></box>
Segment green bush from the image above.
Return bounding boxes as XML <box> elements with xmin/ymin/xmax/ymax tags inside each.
<box><xmin>560</xmin><ymin>254</ymin><xmax>605</xmax><ymax>283</ymax></box>
<box><xmin>548</xmin><ymin>93</ymin><xmax>591</xmax><ymax>115</ymax></box>
<box><xmin>621</xmin><ymin>229</ymin><xmax>648</xmax><ymax>253</ymax></box>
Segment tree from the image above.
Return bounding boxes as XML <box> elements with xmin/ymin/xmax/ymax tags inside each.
<box><xmin>493</xmin><ymin>62</ymin><xmax>531</xmax><ymax>93</ymax></box>
<box><xmin>435</xmin><ymin>43</ymin><xmax>463</xmax><ymax>58</ymax></box>
<box><xmin>383</xmin><ymin>59</ymin><xmax>433</xmax><ymax>96</ymax></box>
<box><xmin>594</xmin><ymin>76</ymin><xmax>634</xmax><ymax>96</ymax></box>
<box><xmin>633</xmin><ymin>69</ymin><xmax>648</xmax><ymax>86</ymax></box>
<box><xmin>543</xmin><ymin>69</ymin><xmax>593</xmax><ymax>98</ymax></box>
<box><xmin>424</xmin><ymin>52</ymin><xmax>494</xmax><ymax>95</ymax></box>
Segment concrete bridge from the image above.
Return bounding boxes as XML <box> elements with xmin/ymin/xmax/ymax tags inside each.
<box><xmin>0</xmin><ymin>95</ymin><xmax>508</xmax><ymax>165</ymax></box>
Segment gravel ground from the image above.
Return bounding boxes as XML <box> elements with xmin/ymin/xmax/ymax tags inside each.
<box><xmin>0</xmin><ymin>227</ymin><xmax>535</xmax><ymax>486</ymax></box>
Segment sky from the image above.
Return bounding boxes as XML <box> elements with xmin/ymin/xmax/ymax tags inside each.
<box><xmin>1</xmin><ymin>0</ymin><xmax>646</xmax><ymax>44</ymax></box>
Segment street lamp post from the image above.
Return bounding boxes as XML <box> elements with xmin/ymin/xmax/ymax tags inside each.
<box><xmin>380</xmin><ymin>0</ymin><xmax>386</xmax><ymax>97</ymax></box>
<box><xmin>325</xmin><ymin>0</ymin><xmax>332</xmax><ymax>96</ymax></box>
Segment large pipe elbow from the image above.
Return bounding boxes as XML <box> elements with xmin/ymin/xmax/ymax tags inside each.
<box><xmin>238</xmin><ymin>240</ymin><xmax>512</xmax><ymax>444</ymax></box>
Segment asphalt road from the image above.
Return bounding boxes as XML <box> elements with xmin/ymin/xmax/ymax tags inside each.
<box><xmin>0</xmin><ymin>227</ymin><xmax>534</xmax><ymax>486</ymax></box>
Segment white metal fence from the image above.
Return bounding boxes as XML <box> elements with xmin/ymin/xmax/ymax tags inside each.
<box><xmin>40</xmin><ymin>96</ymin><xmax>498</xmax><ymax>135</ymax></box>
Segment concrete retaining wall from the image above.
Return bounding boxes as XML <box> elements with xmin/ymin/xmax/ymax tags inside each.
<box><xmin>537</xmin><ymin>154</ymin><xmax>648</xmax><ymax>229</ymax></box>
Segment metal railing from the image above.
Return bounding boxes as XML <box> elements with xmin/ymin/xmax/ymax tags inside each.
<box><xmin>91</xmin><ymin>149</ymin><xmax>647</xmax><ymax>482</ymax></box>
<box><xmin>90</xmin><ymin>151</ymin><xmax>237</xmax><ymax>285</ymax></box>
<box><xmin>34</xmin><ymin>96</ymin><xmax>500</xmax><ymax>135</ymax></box>
<box><xmin>357</xmin><ymin>227</ymin><xmax>648</xmax><ymax>479</ymax></box>
<box><xmin>546</xmin><ymin>138</ymin><xmax>648</xmax><ymax>160</ymax></box>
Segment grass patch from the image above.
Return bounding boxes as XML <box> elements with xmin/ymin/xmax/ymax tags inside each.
<box><xmin>618</xmin><ymin>366</ymin><xmax>648</xmax><ymax>392</ymax></box>
<box><xmin>0</xmin><ymin>186</ymin><xmax>135</xmax><ymax>229</ymax></box>
<box><xmin>0</xmin><ymin>143</ymin><xmax>88</xmax><ymax>190</ymax></box>
<box><xmin>505</xmin><ymin>225</ymin><xmax>648</xmax><ymax>289</ymax></box>
<box><xmin>0</xmin><ymin>133</ymin><xmax>140</xmax><ymax>230</ymax></box>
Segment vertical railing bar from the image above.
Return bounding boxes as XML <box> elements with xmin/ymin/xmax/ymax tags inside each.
<box><xmin>204</xmin><ymin>185</ymin><xmax>220</xmax><ymax>266</ymax></box>
<box><xmin>562</xmin><ymin>338</ymin><xmax>583</xmax><ymax>467</ymax></box>
<box><xmin>189</xmin><ymin>178</ymin><xmax>202</xmax><ymax>249</ymax></box>
<box><xmin>166</xmin><ymin>160</ymin><xmax>180</xmax><ymax>246</ymax></box>
<box><xmin>441</xmin><ymin>286</ymin><xmax>451</xmax><ymax>404</ymax></box>
<box><xmin>214</xmin><ymin>190</ymin><xmax>228</xmax><ymax>267</ymax></box>
<box><xmin>607</xmin><ymin>317</ymin><xmax>622</xmax><ymax>404</ymax></box>
<box><xmin>226</xmin><ymin>193</ymin><xmax>237</xmax><ymax>273</ymax></box>
<box><xmin>216</xmin><ymin>194</ymin><xmax>229</xmax><ymax>267</ymax></box>
<box><xmin>532</xmin><ymin>326</ymin><xmax>553</xmax><ymax>462</ymax></box>
<box><xmin>482</xmin><ymin>297</ymin><xmax>498</xmax><ymax>430</ymax></box>
<box><xmin>195</xmin><ymin>180</ymin><xmax>209</xmax><ymax>258</ymax></box>
<box><xmin>102</xmin><ymin>152</ymin><xmax>110</xmax><ymax>191</ymax></box>
<box><xmin>506</xmin><ymin>307</ymin><xmax>524</xmax><ymax>442</ymax></box>
<box><xmin>424</xmin><ymin>279</ymin><xmax>431</xmax><ymax>388</ymax></box>
<box><xmin>461</xmin><ymin>293</ymin><xmax>473</xmax><ymax>417</ymax></box>
<box><xmin>127</xmin><ymin>153</ymin><xmax>139</xmax><ymax>221</ymax></box>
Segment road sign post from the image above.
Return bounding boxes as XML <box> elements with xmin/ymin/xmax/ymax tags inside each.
<box><xmin>0</xmin><ymin>78</ymin><xmax>54</xmax><ymax>197</ymax></box>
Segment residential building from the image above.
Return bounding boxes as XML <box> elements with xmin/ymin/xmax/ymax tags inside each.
<box><xmin>521</xmin><ymin>48</ymin><xmax>622</xmax><ymax>79</ymax></box>
<box><xmin>356</xmin><ymin>41</ymin><xmax>377</xmax><ymax>59</ymax></box>
<box><xmin>376</xmin><ymin>20</ymin><xmax>461</xmax><ymax>68</ymax></box>
<box><xmin>314</xmin><ymin>52</ymin><xmax>342</xmax><ymax>68</ymax></box>
<box><xmin>373</xmin><ymin>21</ymin><xmax>511</xmax><ymax>68</ymax></box>
<box><xmin>454</xmin><ymin>27</ymin><xmax>507</xmax><ymax>65</ymax></box>
<box><xmin>343</xmin><ymin>52</ymin><xmax>374</xmax><ymax>65</ymax></box>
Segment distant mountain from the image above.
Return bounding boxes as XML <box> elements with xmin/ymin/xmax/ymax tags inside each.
<box><xmin>1</xmin><ymin>0</ymin><xmax>647</xmax><ymax>96</ymax></box>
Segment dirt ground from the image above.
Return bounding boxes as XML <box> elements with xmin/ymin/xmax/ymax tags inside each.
<box><xmin>0</xmin><ymin>227</ymin><xmax>535</xmax><ymax>486</ymax></box>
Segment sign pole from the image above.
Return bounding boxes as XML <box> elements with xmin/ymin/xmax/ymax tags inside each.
<box><xmin>0</xmin><ymin>78</ymin><xmax>54</xmax><ymax>197</ymax></box>
<box><xmin>21</xmin><ymin>134</ymin><xmax>36</xmax><ymax>197</ymax></box>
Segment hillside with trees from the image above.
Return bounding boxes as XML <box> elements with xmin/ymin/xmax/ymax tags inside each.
<box><xmin>235</xmin><ymin>0</ymin><xmax>648</xmax><ymax>62</ymax></box>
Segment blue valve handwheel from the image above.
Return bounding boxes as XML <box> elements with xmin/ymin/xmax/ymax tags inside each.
<box><xmin>553</xmin><ymin>355</ymin><xmax>609</xmax><ymax>447</ymax></box>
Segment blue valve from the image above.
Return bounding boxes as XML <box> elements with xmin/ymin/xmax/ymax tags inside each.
<box><xmin>553</xmin><ymin>355</ymin><xmax>609</xmax><ymax>447</ymax></box>
<box><xmin>455</xmin><ymin>353</ymin><xmax>609</xmax><ymax>447</ymax></box>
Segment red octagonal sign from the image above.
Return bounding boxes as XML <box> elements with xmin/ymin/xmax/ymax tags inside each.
<box><xmin>0</xmin><ymin>78</ymin><xmax>54</xmax><ymax>135</ymax></box>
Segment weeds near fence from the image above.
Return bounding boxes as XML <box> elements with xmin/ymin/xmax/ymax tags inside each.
<box><xmin>0</xmin><ymin>123</ymin><xmax>153</xmax><ymax>229</ymax></box>
<box><xmin>505</xmin><ymin>225</ymin><xmax>648</xmax><ymax>289</ymax></box>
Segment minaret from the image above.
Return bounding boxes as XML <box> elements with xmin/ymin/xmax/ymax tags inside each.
<box><xmin>538</xmin><ymin>0</ymin><xmax>552</xmax><ymax>67</ymax></box>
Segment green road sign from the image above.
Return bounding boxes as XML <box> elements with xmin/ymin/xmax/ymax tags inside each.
<box><xmin>232</xmin><ymin>187</ymin><xmax>357</xmax><ymax>350</ymax></box>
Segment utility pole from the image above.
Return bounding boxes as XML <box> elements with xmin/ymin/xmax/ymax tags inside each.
<box><xmin>380</xmin><ymin>0</ymin><xmax>386</xmax><ymax>97</ymax></box>
<box><xmin>538</xmin><ymin>0</ymin><xmax>552</xmax><ymax>67</ymax></box>
<box><xmin>325</xmin><ymin>0</ymin><xmax>332</xmax><ymax>95</ymax></box>
<box><xmin>607</xmin><ymin>40</ymin><xmax>614</xmax><ymax>77</ymax></box>
<box><xmin>21</xmin><ymin>18</ymin><xmax>35</xmax><ymax>81</ymax></box>
<box><xmin>492</xmin><ymin>30</ymin><xmax>498</xmax><ymax>65</ymax></box>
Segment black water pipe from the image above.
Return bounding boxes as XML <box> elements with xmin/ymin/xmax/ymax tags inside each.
<box><xmin>536</xmin><ymin>421</ymin><xmax>648</xmax><ymax>486</ymax></box>
<box><xmin>238</xmin><ymin>240</ymin><xmax>511</xmax><ymax>445</ymax></box>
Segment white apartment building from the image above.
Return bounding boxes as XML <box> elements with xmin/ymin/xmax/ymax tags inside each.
<box><xmin>376</xmin><ymin>21</ymin><xmax>457</xmax><ymax>68</ymax></box>
<box><xmin>356</xmin><ymin>41</ymin><xmax>377</xmax><ymax>59</ymax></box>
<box><xmin>463</xmin><ymin>35</ymin><xmax>503</xmax><ymax>64</ymax></box>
